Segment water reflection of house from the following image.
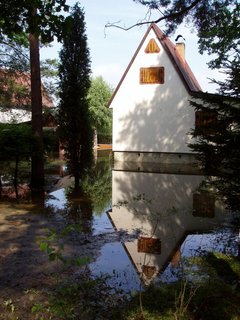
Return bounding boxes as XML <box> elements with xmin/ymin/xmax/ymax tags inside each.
<box><xmin>109</xmin><ymin>23</ymin><xmax>203</xmax><ymax>165</ymax></box>
<box><xmin>109</xmin><ymin>169</ymin><xmax>227</xmax><ymax>285</ymax></box>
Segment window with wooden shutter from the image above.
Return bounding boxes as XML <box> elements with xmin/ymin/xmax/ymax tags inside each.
<box><xmin>140</xmin><ymin>67</ymin><xmax>164</xmax><ymax>84</ymax></box>
<box><xmin>138</xmin><ymin>237</ymin><xmax>161</xmax><ymax>254</ymax></box>
<box><xmin>193</xmin><ymin>192</ymin><xmax>215</xmax><ymax>218</ymax></box>
<box><xmin>195</xmin><ymin>110</ymin><xmax>217</xmax><ymax>135</ymax></box>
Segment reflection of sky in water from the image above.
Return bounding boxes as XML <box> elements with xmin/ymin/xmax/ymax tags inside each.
<box><xmin>46</xmin><ymin>187</ymin><xmax>140</xmax><ymax>292</ymax></box>
<box><xmin>90</xmin><ymin>242</ymin><xmax>141</xmax><ymax>293</ymax></box>
<box><xmin>46</xmin><ymin>189</ymin><xmax>114</xmax><ymax>235</ymax></box>
<box><xmin>44</xmin><ymin>168</ymin><xmax>240</xmax><ymax>293</ymax></box>
<box><xmin>46</xmin><ymin>188</ymin><xmax>67</xmax><ymax>210</ymax></box>
<box><xmin>92</xmin><ymin>208</ymin><xmax>114</xmax><ymax>236</ymax></box>
<box><xmin>181</xmin><ymin>231</ymin><xmax>238</xmax><ymax>257</ymax></box>
<box><xmin>160</xmin><ymin>229</ymin><xmax>239</xmax><ymax>283</ymax></box>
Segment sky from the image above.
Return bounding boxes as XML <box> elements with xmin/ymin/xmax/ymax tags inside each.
<box><xmin>41</xmin><ymin>0</ymin><xmax>222</xmax><ymax>93</ymax></box>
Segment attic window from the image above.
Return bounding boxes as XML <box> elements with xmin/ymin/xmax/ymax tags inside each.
<box><xmin>142</xmin><ymin>265</ymin><xmax>156</xmax><ymax>279</ymax></box>
<box><xmin>140</xmin><ymin>67</ymin><xmax>164</xmax><ymax>84</ymax></box>
<box><xmin>145</xmin><ymin>38</ymin><xmax>160</xmax><ymax>53</ymax></box>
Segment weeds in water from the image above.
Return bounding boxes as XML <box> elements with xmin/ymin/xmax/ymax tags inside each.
<box><xmin>3</xmin><ymin>299</ymin><xmax>15</xmax><ymax>313</ymax></box>
<box><xmin>36</xmin><ymin>224</ymin><xmax>90</xmax><ymax>270</ymax></box>
<box><xmin>33</xmin><ymin>224</ymin><xmax>127</xmax><ymax>319</ymax></box>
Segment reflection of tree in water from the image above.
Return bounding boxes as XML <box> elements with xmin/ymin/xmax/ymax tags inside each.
<box><xmin>197</xmin><ymin>175</ymin><xmax>240</xmax><ymax>214</ymax></box>
<box><xmin>212</xmin><ymin>175</ymin><xmax>240</xmax><ymax>213</ymax></box>
<box><xmin>81</xmin><ymin>158</ymin><xmax>112</xmax><ymax>215</ymax></box>
<box><xmin>46</xmin><ymin>157</ymin><xmax>112</xmax><ymax>232</ymax></box>
<box><xmin>64</xmin><ymin>186</ymin><xmax>94</xmax><ymax>233</ymax></box>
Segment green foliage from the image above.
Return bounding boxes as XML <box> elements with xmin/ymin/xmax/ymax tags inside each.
<box><xmin>189</xmin><ymin>93</ymin><xmax>240</xmax><ymax>211</ymax></box>
<box><xmin>0</xmin><ymin>35</ymin><xmax>29</xmax><ymax>72</ymax></box>
<box><xmin>3</xmin><ymin>299</ymin><xmax>15</xmax><ymax>313</ymax></box>
<box><xmin>0</xmin><ymin>123</ymin><xmax>32</xmax><ymax>161</ymax></box>
<box><xmin>0</xmin><ymin>0</ymin><xmax>69</xmax><ymax>43</ymax></box>
<box><xmin>0</xmin><ymin>0</ymin><xmax>71</xmax><ymax>190</ymax></box>
<box><xmin>57</xmin><ymin>4</ymin><xmax>93</xmax><ymax>188</ymax></box>
<box><xmin>42</xmin><ymin>275</ymin><xmax>126</xmax><ymax>320</ymax></box>
<box><xmin>36</xmin><ymin>224</ymin><xmax>90</xmax><ymax>267</ymax></box>
<box><xmin>81</xmin><ymin>157</ymin><xmax>112</xmax><ymax>215</ymax></box>
<box><xmin>43</xmin><ymin>129</ymin><xmax>59</xmax><ymax>155</ymax></box>
<box><xmin>88</xmin><ymin>76</ymin><xmax>113</xmax><ymax>135</ymax></box>
<box><xmin>40</xmin><ymin>58</ymin><xmax>59</xmax><ymax>102</ymax></box>
<box><xmin>117</xmin><ymin>251</ymin><xmax>240</xmax><ymax>319</ymax></box>
<box><xmin>0</xmin><ymin>38</ymin><xmax>58</xmax><ymax>107</ymax></box>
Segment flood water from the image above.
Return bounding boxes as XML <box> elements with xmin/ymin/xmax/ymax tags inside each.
<box><xmin>44</xmin><ymin>151</ymin><xmax>240</xmax><ymax>293</ymax></box>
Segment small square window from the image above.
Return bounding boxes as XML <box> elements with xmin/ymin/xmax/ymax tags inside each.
<box><xmin>193</xmin><ymin>192</ymin><xmax>215</xmax><ymax>218</ymax></box>
<box><xmin>195</xmin><ymin>110</ymin><xmax>217</xmax><ymax>135</ymax></box>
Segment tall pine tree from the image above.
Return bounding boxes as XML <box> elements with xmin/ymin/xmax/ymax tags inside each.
<box><xmin>57</xmin><ymin>4</ymin><xmax>93</xmax><ymax>189</ymax></box>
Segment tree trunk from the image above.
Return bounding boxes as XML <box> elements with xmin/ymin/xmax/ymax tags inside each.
<box><xmin>29</xmin><ymin>32</ymin><xmax>44</xmax><ymax>190</ymax></box>
<box><xmin>13</xmin><ymin>154</ymin><xmax>19</xmax><ymax>200</ymax></box>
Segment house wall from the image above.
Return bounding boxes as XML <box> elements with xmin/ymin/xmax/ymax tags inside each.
<box><xmin>111</xmin><ymin>29</ymin><xmax>196</xmax><ymax>156</ymax></box>
<box><xmin>0</xmin><ymin>108</ymin><xmax>31</xmax><ymax>123</ymax></box>
<box><xmin>110</xmin><ymin>170</ymin><xmax>227</xmax><ymax>282</ymax></box>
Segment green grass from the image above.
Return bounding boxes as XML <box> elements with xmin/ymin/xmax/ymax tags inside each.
<box><xmin>116</xmin><ymin>252</ymin><xmax>240</xmax><ymax>320</ymax></box>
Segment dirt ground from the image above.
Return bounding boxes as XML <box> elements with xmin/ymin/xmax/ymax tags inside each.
<box><xmin>0</xmin><ymin>202</ymin><xmax>54</xmax><ymax>318</ymax></box>
<box><xmin>0</xmin><ymin>200</ymin><xmax>121</xmax><ymax>320</ymax></box>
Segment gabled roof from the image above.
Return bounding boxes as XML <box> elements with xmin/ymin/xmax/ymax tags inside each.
<box><xmin>0</xmin><ymin>69</ymin><xmax>53</xmax><ymax>108</ymax></box>
<box><xmin>109</xmin><ymin>23</ymin><xmax>201</xmax><ymax>106</ymax></box>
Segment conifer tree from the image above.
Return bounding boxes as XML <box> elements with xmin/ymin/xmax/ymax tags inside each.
<box><xmin>58</xmin><ymin>4</ymin><xmax>93</xmax><ymax>189</ymax></box>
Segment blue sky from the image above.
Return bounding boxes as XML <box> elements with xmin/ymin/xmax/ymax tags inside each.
<box><xmin>41</xmin><ymin>0</ymin><xmax>222</xmax><ymax>92</ymax></box>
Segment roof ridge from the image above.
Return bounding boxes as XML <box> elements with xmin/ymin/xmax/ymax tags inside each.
<box><xmin>152</xmin><ymin>23</ymin><xmax>202</xmax><ymax>92</ymax></box>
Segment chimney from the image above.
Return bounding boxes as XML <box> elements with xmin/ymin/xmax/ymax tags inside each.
<box><xmin>176</xmin><ymin>42</ymin><xmax>185</xmax><ymax>60</ymax></box>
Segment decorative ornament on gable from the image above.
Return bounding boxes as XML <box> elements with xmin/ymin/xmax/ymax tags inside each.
<box><xmin>145</xmin><ymin>38</ymin><xmax>160</xmax><ymax>53</ymax></box>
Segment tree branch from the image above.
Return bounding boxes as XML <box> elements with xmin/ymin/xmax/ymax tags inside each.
<box><xmin>0</xmin><ymin>40</ymin><xmax>29</xmax><ymax>61</ymax></box>
<box><xmin>105</xmin><ymin>0</ymin><xmax>202</xmax><ymax>31</ymax></box>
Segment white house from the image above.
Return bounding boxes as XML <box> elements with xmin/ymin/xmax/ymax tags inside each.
<box><xmin>109</xmin><ymin>23</ymin><xmax>202</xmax><ymax>165</ymax></box>
<box><xmin>109</xmin><ymin>169</ymin><xmax>228</xmax><ymax>284</ymax></box>
<box><xmin>0</xmin><ymin>70</ymin><xmax>53</xmax><ymax>124</ymax></box>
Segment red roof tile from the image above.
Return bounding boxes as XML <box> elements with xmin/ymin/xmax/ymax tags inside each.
<box><xmin>0</xmin><ymin>69</ymin><xmax>53</xmax><ymax>108</ymax></box>
<box><xmin>152</xmin><ymin>24</ymin><xmax>202</xmax><ymax>92</ymax></box>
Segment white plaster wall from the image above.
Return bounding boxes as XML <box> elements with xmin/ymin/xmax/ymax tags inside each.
<box><xmin>111</xmin><ymin>29</ymin><xmax>195</xmax><ymax>153</ymax></box>
<box><xmin>0</xmin><ymin>109</ymin><xmax>31</xmax><ymax>123</ymax></box>
<box><xmin>110</xmin><ymin>170</ymin><xmax>227</xmax><ymax>280</ymax></box>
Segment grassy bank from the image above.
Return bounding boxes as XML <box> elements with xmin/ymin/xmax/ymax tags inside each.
<box><xmin>2</xmin><ymin>251</ymin><xmax>239</xmax><ymax>320</ymax></box>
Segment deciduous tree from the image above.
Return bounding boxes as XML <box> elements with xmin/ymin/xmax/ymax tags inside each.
<box><xmin>88</xmin><ymin>76</ymin><xmax>113</xmax><ymax>140</ymax></box>
<box><xmin>0</xmin><ymin>0</ymin><xmax>69</xmax><ymax>190</ymax></box>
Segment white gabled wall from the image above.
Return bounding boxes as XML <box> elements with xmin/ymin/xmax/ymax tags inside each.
<box><xmin>111</xmin><ymin>28</ymin><xmax>195</xmax><ymax>153</ymax></box>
